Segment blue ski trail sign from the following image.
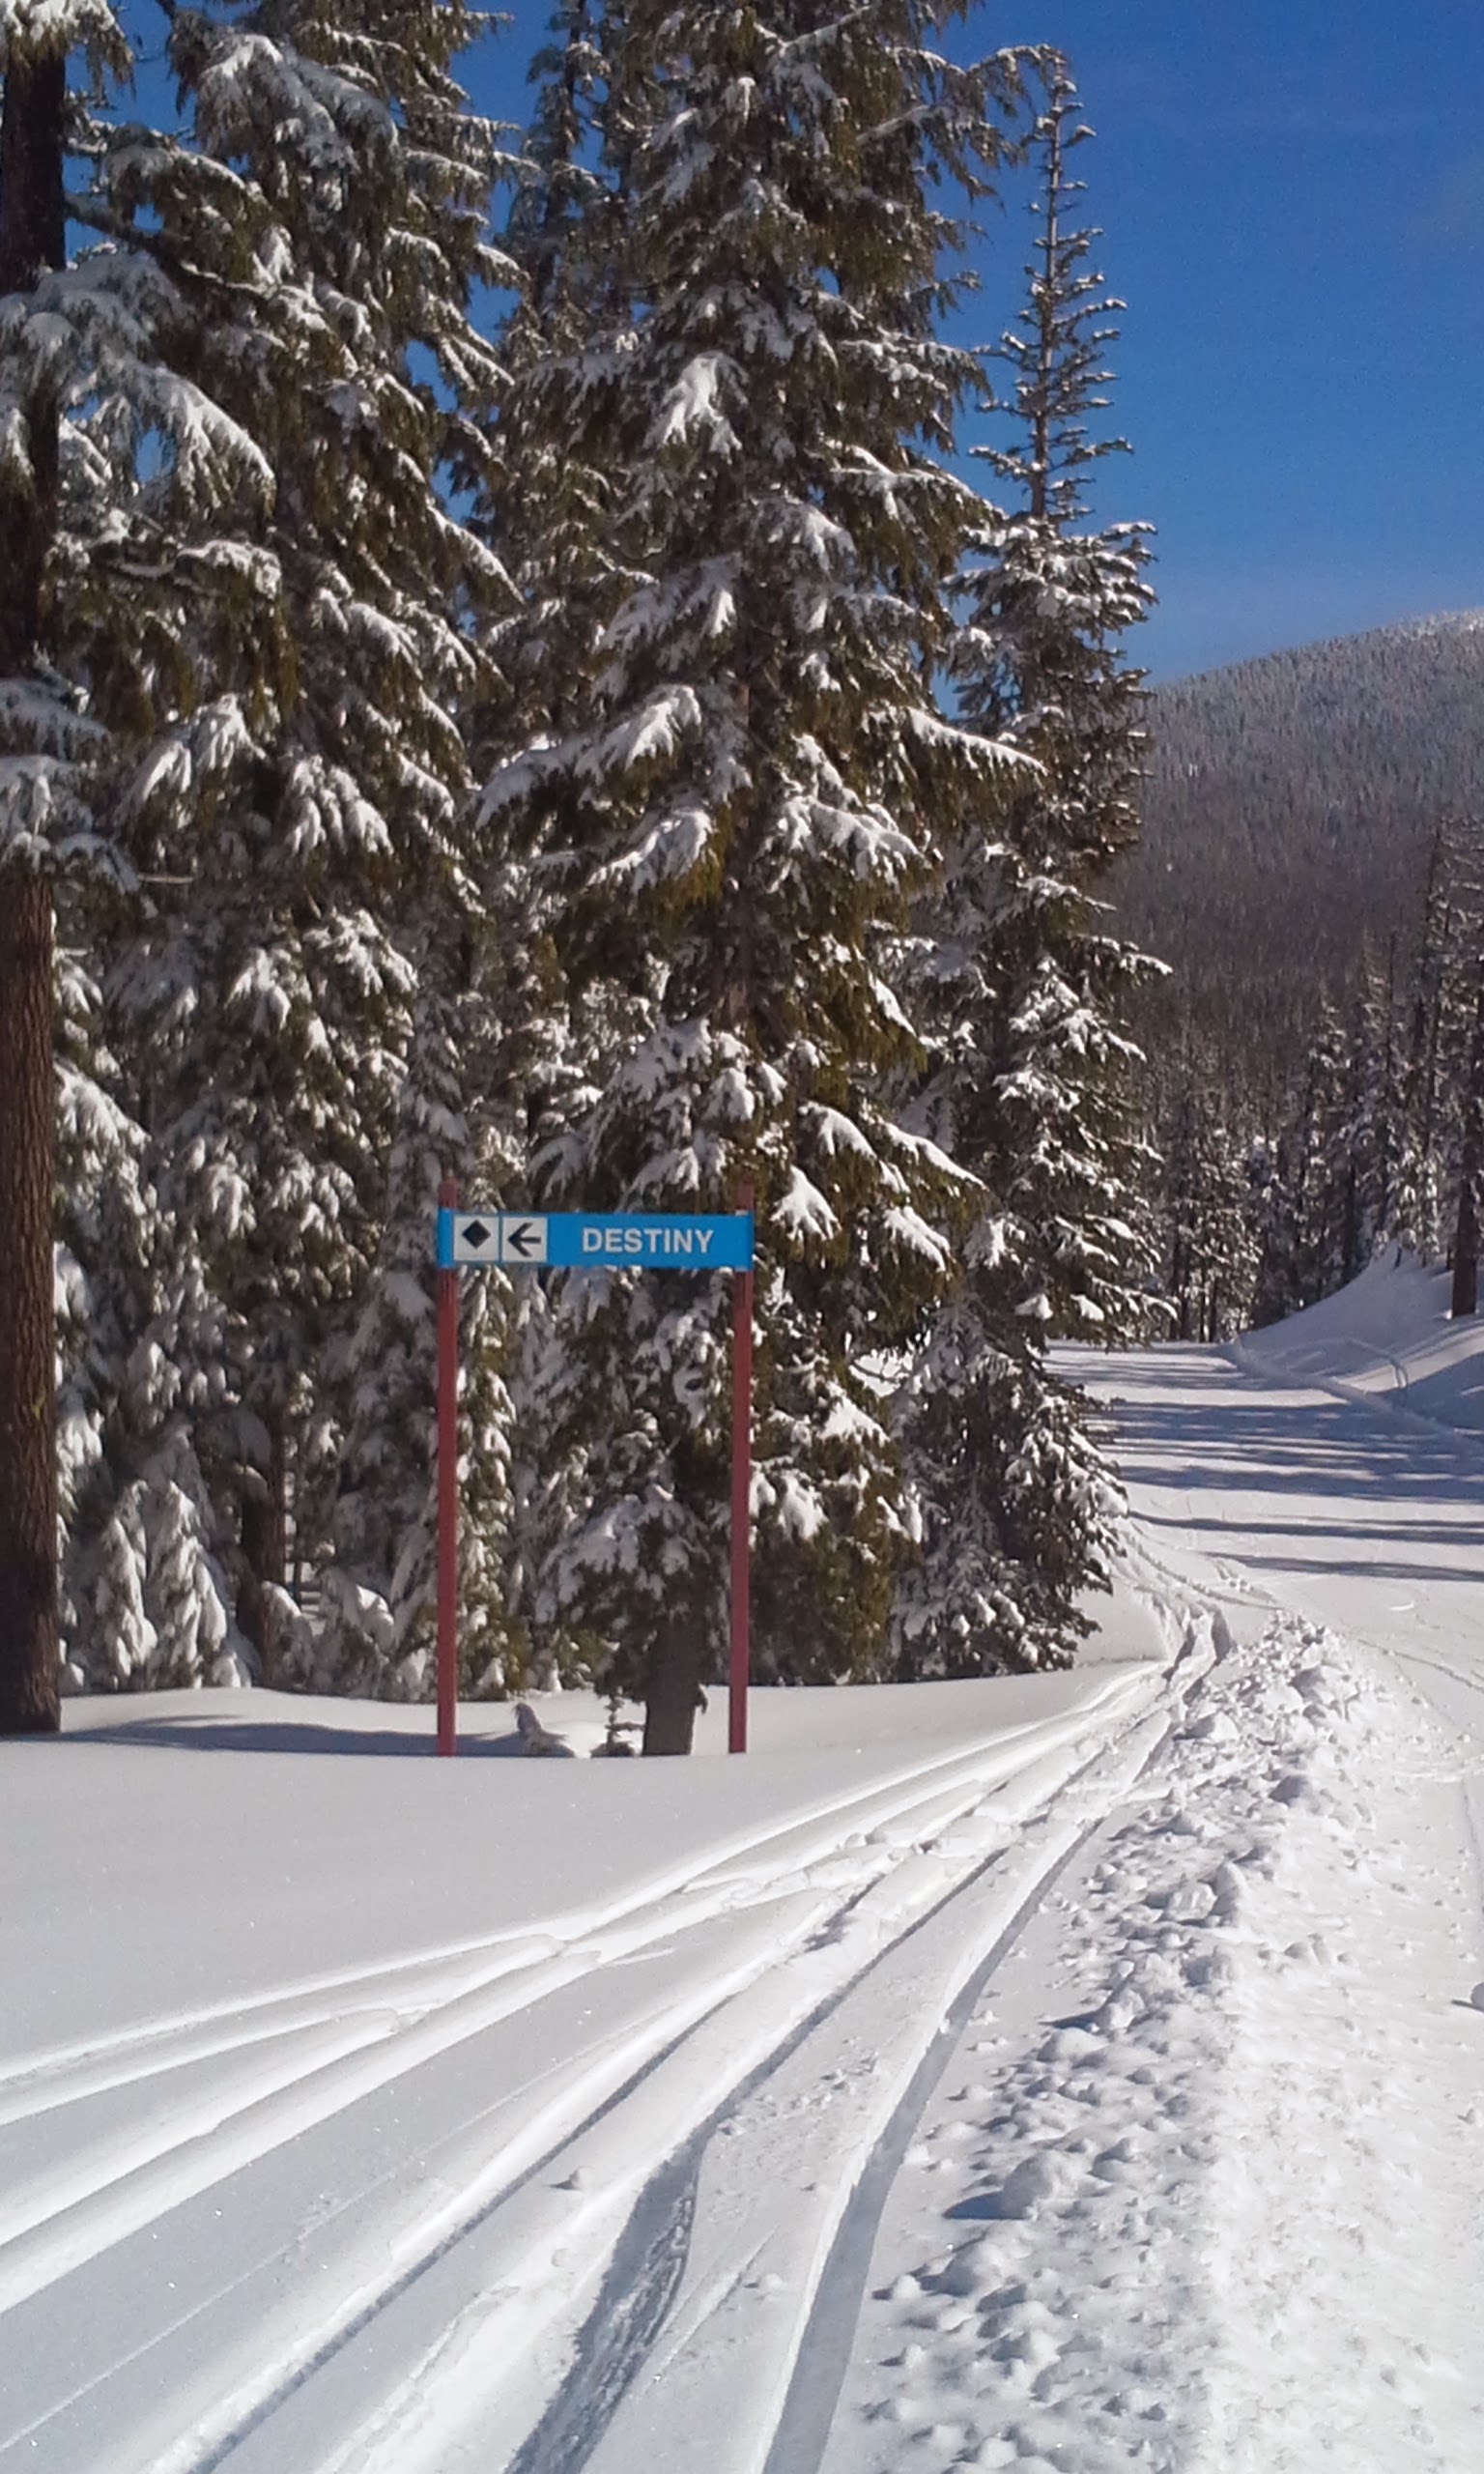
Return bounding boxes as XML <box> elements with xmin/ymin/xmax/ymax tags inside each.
<box><xmin>438</xmin><ymin>1209</ymin><xmax>755</xmax><ymax>1273</ymax></box>
<box><xmin>433</xmin><ymin>1183</ymin><xmax>758</xmax><ymax>1759</ymax></box>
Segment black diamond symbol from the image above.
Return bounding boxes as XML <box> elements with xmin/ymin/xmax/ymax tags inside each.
<box><xmin>462</xmin><ymin>1220</ymin><xmax>492</xmax><ymax>1250</ymax></box>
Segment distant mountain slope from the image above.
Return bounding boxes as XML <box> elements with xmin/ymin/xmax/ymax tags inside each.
<box><xmin>1116</xmin><ymin>610</ymin><xmax>1484</xmax><ymax>1052</ymax></box>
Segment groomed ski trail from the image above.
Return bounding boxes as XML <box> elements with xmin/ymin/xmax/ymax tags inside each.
<box><xmin>0</xmin><ymin>1666</ymin><xmax>1174</xmax><ymax>2474</ymax></box>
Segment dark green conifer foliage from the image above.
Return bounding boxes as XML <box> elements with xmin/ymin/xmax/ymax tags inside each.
<box><xmin>508</xmin><ymin>1</ymin><xmax>611</xmax><ymax>318</ymax></box>
<box><xmin>1396</xmin><ymin>828</ymin><xmax>1462</xmax><ymax>1262</ymax></box>
<box><xmin>2</xmin><ymin>0</ymin><xmax>280</xmax><ymax>1707</ymax></box>
<box><xmin>956</xmin><ymin>53</ymin><xmax>1156</xmax><ymax>1345</ymax></box>
<box><xmin>1160</xmin><ymin>1057</ymin><xmax>1257</xmax><ymax>1342</ymax></box>
<box><xmin>485</xmin><ymin>1</ymin><xmax>1025</xmax><ymax>1746</ymax></box>
<box><xmin>893</xmin><ymin>53</ymin><xmax>1155</xmax><ymax>1681</ymax></box>
<box><xmin>1450</xmin><ymin>961</ymin><xmax>1484</xmax><ymax>1316</ymax></box>
<box><xmin>73</xmin><ymin>0</ymin><xmax>519</xmax><ymax>1689</ymax></box>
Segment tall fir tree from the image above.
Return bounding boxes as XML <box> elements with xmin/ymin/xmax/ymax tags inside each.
<box><xmin>55</xmin><ymin>947</ymin><xmax>247</xmax><ymax>1690</ymax></box>
<box><xmin>893</xmin><ymin>52</ymin><xmax>1154</xmax><ymax>1678</ymax></box>
<box><xmin>507</xmin><ymin>1</ymin><xmax>611</xmax><ymax>319</ymax></box>
<box><xmin>953</xmin><ymin>52</ymin><xmax>1157</xmax><ymax>1345</ymax></box>
<box><xmin>1450</xmin><ymin>955</ymin><xmax>1484</xmax><ymax>1315</ymax></box>
<box><xmin>70</xmin><ymin>0</ymin><xmax>519</xmax><ymax>1689</ymax></box>
<box><xmin>1159</xmin><ymin>1053</ymin><xmax>1257</xmax><ymax>1341</ymax></box>
<box><xmin>316</xmin><ymin>971</ymin><xmax>526</xmax><ymax>1696</ymax></box>
<box><xmin>1395</xmin><ymin>826</ymin><xmax>1464</xmax><ymax>1263</ymax></box>
<box><xmin>484</xmin><ymin>0</ymin><xmax>1025</xmax><ymax>1747</ymax></box>
<box><xmin>2</xmin><ymin>0</ymin><xmax>279</xmax><ymax>1716</ymax></box>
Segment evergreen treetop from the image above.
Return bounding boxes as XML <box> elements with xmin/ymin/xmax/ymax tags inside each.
<box><xmin>949</xmin><ymin>51</ymin><xmax>1158</xmax><ymax>1346</ymax></box>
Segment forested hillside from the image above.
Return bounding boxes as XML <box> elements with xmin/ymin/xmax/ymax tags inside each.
<box><xmin>1120</xmin><ymin>611</ymin><xmax>1484</xmax><ymax>1065</ymax></box>
<box><xmin>1128</xmin><ymin>614</ymin><xmax>1484</xmax><ymax>1342</ymax></box>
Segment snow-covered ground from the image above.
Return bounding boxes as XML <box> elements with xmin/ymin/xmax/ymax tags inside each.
<box><xmin>3</xmin><ymin>1257</ymin><xmax>1483</xmax><ymax>2472</ymax></box>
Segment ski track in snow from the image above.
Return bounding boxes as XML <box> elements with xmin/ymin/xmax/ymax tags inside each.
<box><xmin>1</xmin><ymin>1719</ymin><xmax>1090</xmax><ymax>2106</ymax></box>
<box><xmin>201</xmin><ymin>1674</ymin><xmax>1176</xmax><ymax>2474</ymax></box>
<box><xmin>503</xmin><ymin>1666</ymin><xmax>1194</xmax><ymax>2474</ymax></box>
<box><xmin>811</xmin><ymin>1609</ymin><xmax>1484</xmax><ymax>2474</ymax></box>
<box><xmin>7</xmin><ymin>1267</ymin><xmax>1484</xmax><ymax>2474</ymax></box>
<box><xmin>0</xmin><ymin>1667</ymin><xmax>1173</xmax><ymax>2474</ymax></box>
<box><xmin>542</xmin><ymin>1311</ymin><xmax>1484</xmax><ymax>2474</ymax></box>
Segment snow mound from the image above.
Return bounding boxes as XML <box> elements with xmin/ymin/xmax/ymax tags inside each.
<box><xmin>1228</xmin><ymin>1251</ymin><xmax>1484</xmax><ymax>1434</ymax></box>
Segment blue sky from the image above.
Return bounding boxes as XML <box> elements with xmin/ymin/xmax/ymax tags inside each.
<box><xmin>995</xmin><ymin>0</ymin><xmax>1484</xmax><ymax>678</ymax></box>
<box><xmin>461</xmin><ymin>0</ymin><xmax>1484</xmax><ymax>680</ymax></box>
<box><xmin>116</xmin><ymin>0</ymin><xmax>1484</xmax><ymax>681</ymax></box>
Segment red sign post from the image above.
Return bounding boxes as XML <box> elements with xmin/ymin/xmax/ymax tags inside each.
<box><xmin>435</xmin><ymin>1175</ymin><xmax>460</xmax><ymax>1759</ymax></box>
<box><xmin>728</xmin><ymin>1183</ymin><xmax>755</xmax><ymax>1755</ymax></box>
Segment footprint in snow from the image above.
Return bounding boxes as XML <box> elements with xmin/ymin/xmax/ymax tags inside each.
<box><xmin>1270</xmin><ymin>1772</ymin><xmax>1318</xmax><ymax>1806</ymax></box>
<box><xmin>949</xmin><ymin>2149</ymin><xmax>1065</xmax><ymax>2222</ymax></box>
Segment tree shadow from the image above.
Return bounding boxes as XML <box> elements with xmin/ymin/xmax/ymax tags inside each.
<box><xmin>1106</xmin><ymin>1379</ymin><xmax>1484</xmax><ymax>1587</ymax></box>
<box><xmin>60</xmin><ymin>1712</ymin><xmax>539</xmax><ymax>1758</ymax></box>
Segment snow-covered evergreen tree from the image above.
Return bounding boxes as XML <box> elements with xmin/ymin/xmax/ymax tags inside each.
<box><xmin>892</xmin><ymin>594</ymin><xmax>1123</xmax><ymax>1674</ymax></box>
<box><xmin>893</xmin><ymin>52</ymin><xmax>1155</xmax><ymax>1678</ymax></box>
<box><xmin>892</xmin><ymin>1301</ymin><xmax>1116</xmax><ymax>1677</ymax></box>
<box><xmin>483</xmin><ymin>1</ymin><xmax>1024</xmax><ymax>1747</ymax></box>
<box><xmin>953</xmin><ymin>52</ymin><xmax>1157</xmax><ymax>1345</ymax></box>
<box><xmin>1364</xmin><ymin>939</ymin><xmax>1409</xmax><ymax>1258</ymax></box>
<box><xmin>76</xmin><ymin>0</ymin><xmax>519</xmax><ymax>1687</ymax></box>
<box><xmin>1449</xmin><ymin>951</ymin><xmax>1484</xmax><ymax>1314</ymax></box>
<box><xmin>1</xmin><ymin>0</ymin><xmax>291</xmax><ymax>1710</ymax></box>
<box><xmin>507</xmin><ymin>1</ymin><xmax>612</xmax><ymax>319</ymax></box>
<box><xmin>54</xmin><ymin>950</ymin><xmax>249</xmax><ymax>1690</ymax></box>
<box><xmin>1310</xmin><ymin>971</ymin><xmax>1400</xmax><ymax>1293</ymax></box>
<box><xmin>1160</xmin><ymin>1056</ymin><xmax>1258</xmax><ymax>1340</ymax></box>
<box><xmin>1393</xmin><ymin>828</ymin><xmax>1461</xmax><ymax>1261</ymax></box>
<box><xmin>316</xmin><ymin>976</ymin><xmax>525</xmax><ymax>1696</ymax></box>
<box><xmin>1248</xmin><ymin>1004</ymin><xmax>1362</xmax><ymax>1322</ymax></box>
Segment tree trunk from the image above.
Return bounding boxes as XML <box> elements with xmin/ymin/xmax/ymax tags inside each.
<box><xmin>0</xmin><ymin>875</ymin><xmax>60</xmax><ymax>1730</ymax></box>
<box><xmin>237</xmin><ymin>1417</ymin><xmax>288</xmax><ymax>1683</ymax></box>
<box><xmin>1451</xmin><ymin>1180</ymin><xmax>1478</xmax><ymax>1318</ymax></box>
<box><xmin>0</xmin><ymin>48</ymin><xmax>68</xmax><ymax>1736</ymax></box>
<box><xmin>642</xmin><ymin>1608</ymin><xmax>705</xmax><ymax>1756</ymax></box>
<box><xmin>1450</xmin><ymin>969</ymin><xmax>1484</xmax><ymax>1319</ymax></box>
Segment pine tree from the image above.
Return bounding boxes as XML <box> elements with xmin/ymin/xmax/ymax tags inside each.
<box><xmin>1310</xmin><ymin>968</ymin><xmax>1400</xmax><ymax>1291</ymax></box>
<box><xmin>317</xmin><ymin>975</ymin><xmax>525</xmax><ymax>1696</ymax></box>
<box><xmin>2</xmin><ymin>0</ymin><xmax>275</xmax><ymax>1719</ymax></box>
<box><xmin>892</xmin><ymin>50</ymin><xmax>1154</xmax><ymax>1679</ymax></box>
<box><xmin>54</xmin><ymin>950</ymin><xmax>247</xmax><ymax>1690</ymax></box>
<box><xmin>484</xmin><ymin>1</ymin><xmax>1023</xmax><ymax>1747</ymax></box>
<box><xmin>75</xmin><ymin>0</ymin><xmax>518</xmax><ymax>1688</ymax></box>
<box><xmin>507</xmin><ymin>1</ymin><xmax>612</xmax><ymax>319</ymax></box>
<box><xmin>1159</xmin><ymin>1055</ymin><xmax>1258</xmax><ymax>1340</ymax></box>
<box><xmin>953</xmin><ymin>52</ymin><xmax>1157</xmax><ymax>1345</ymax></box>
<box><xmin>1394</xmin><ymin>825</ymin><xmax>1463</xmax><ymax>1261</ymax></box>
<box><xmin>1450</xmin><ymin>957</ymin><xmax>1484</xmax><ymax>1315</ymax></box>
<box><xmin>1248</xmin><ymin>1006</ymin><xmax>1358</xmax><ymax>1321</ymax></box>
<box><xmin>1366</xmin><ymin>938</ymin><xmax>1409</xmax><ymax>1254</ymax></box>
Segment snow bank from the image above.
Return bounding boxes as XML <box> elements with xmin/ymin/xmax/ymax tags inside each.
<box><xmin>1229</xmin><ymin>1251</ymin><xmax>1484</xmax><ymax>1434</ymax></box>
